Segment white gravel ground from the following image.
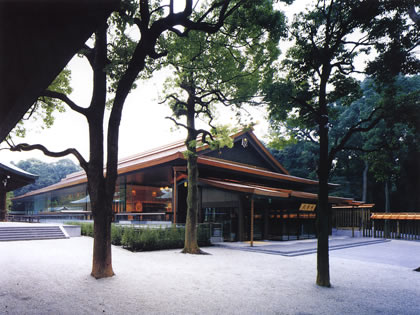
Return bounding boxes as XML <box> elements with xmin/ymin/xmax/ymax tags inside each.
<box><xmin>0</xmin><ymin>237</ymin><xmax>419</xmax><ymax>315</ymax></box>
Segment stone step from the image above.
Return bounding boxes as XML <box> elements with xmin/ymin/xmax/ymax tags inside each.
<box><xmin>0</xmin><ymin>226</ymin><xmax>68</xmax><ymax>241</ymax></box>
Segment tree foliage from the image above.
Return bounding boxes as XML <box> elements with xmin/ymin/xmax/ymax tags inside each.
<box><xmin>264</xmin><ymin>0</ymin><xmax>419</xmax><ymax>287</ymax></box>
<box><xmin>269</xmin><ymin>75</ymin><xmax>420</xmax><ymax>208</ymax></box>
<box><xmin>161</xmin><ymin>0</ymin><xmax>286</xmax><ymax>253</ymax></box>
<box><xmin>8</xmin><ymin>0</ymin><xmax>252</xmax><ymax>279</ymax></box>
<box><xmin>6</xmin><ymin>69</ymin><xmax>72</xmax><ymax>139</ymax></box>
<box><xmin>12</xmin><ymin>158</ymin><xmax>81</xmax><ymax>197</ymax></box>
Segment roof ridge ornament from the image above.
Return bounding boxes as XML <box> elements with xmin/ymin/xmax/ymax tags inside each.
<box><xmin>241</xmin><ymin>137</ymin><xmax>248</xmax><ymax>148</ymax></box>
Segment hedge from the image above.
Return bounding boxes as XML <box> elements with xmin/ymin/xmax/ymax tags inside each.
<box><xmin>68</xmin><ymin>222</ymin><xmax>211</xmax><ymax>251</ymax></box>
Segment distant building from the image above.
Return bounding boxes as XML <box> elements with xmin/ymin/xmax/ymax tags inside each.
<box><xmin>11</xmin><ymin>130</ymin><xmax>362</xmax><ymax>241</ymax></box>
<box><xmin>0</xmin><ymin>161</ymin><xmax>38</xmax><ymax>221</ymax></box>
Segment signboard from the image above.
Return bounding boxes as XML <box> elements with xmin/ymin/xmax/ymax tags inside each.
<box><xmin>299</xmin><ymin>203</ymin><xmax>316</xmax><ymax>211</ymax></box>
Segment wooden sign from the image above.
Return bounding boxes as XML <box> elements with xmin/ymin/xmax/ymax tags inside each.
<box><xmin>299</xmin><ymin>203</ymin><xmax>316</xmax><ymax>211</ymax></box>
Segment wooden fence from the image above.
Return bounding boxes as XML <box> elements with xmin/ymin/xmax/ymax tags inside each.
<box><xmin>371</xmin><ymin>213</ymin><xmax>420</xmax><ymax>240</ymax></box>
<box><xmin>332</xmin><ymin>208</ymin><xmax>420</xmax><ymax>240</ymax></box>
<box><xmin>332</xmin><ymin>206</ymin><xmax>373</xmax><ymax>237</ymax></box>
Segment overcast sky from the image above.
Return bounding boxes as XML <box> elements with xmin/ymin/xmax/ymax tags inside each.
<box><xmin>0</xmin><ymin>1</ymin><xmax>312</xmax><ymax>165</ymax></box>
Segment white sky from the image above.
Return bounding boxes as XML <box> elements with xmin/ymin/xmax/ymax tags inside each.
<box><xmin>0</xmin><ymin>0</ymin><xmax>313</xmax><ymax>165</ymax></box>
<box><xmin>0</xmin><ymin>55</ymin><xmax>270</xmax><ymax>164</ymax></box>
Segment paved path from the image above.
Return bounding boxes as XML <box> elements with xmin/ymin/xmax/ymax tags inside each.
<box><xmin>1</xmin><ymin>236</ymin><xmax>419</xmax><ymax>314</ymax></box>
<box><xmin>216</xmin><ymin>236</ymin><xmax>390</xmax><ymax>256</ymax></box>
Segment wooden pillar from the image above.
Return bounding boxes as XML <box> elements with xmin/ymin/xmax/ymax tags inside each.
<box><xmin>263</xmin><ymin>207</ymin><xmax>269</xmax><ymax>240</ymax></box>
<box><xmin>0</xmin><ymin>190</ymin><xmax>6</xmax><ymax>221</ymax></box>
<box><xmin>250</xmin><ymin>197</ymin><xmax>254</xmax><ymax>247</ymax></box>
<box><xmin>172</xmin><ymin>169</ymin><xmax>177</xmax><ymax>224</ymax></box>
<box><xmin>373</xmin><ymin>220</ymin><xmax>375</xmax><ymax>238</ymax></box>
<box><xmin>238</xmin><ymin>199</ymin><xmax>244</xmax><ymax>241</ymax></box>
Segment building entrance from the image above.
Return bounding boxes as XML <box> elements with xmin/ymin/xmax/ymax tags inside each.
<box><xmin>203</xmin><ymin>207</ymin><xmax>238</xmax><ymax>241</ymax></box>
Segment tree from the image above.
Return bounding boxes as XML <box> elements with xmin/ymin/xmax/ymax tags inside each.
<box><xmin>264</xmin><ymin>0</ymin><xmax>418</xmax><ymax>287</ymax></box>
<box><xmin>363</xmin><ymin>76</ymin><xmax>420</xmax><ymax>218</ymax></box>
<box><xmin>3</xmin><ymin>69</ymin><xmax>72</xmax><ymax>140</ymax></box>
<box><xmin>12</xmin><ymin>158</ymin><xmax>81</xmax><ymax>196</ymax></box>
<box><xmin>269</xmin><ymin>75</ymin><xmax>420</xmax><ymax>205</ymax></box>
<box><xmin>9</xmin><ymin>0</ymin><xmax>246</xmax><ymax>279</ymax></box>
<box><xmin>162</xmin><ymin>1</ymin><xmax>286</xmax><ymax>253</ymax></box>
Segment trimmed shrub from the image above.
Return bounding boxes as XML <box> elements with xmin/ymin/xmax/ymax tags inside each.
<box><xmin>111</xmin><ymin>225</ymin><xmax>124</xmax><ymax>246</ymax></box>
<box><xmin>67</xmin><ymin>222</ymin><xmax>211</xmax><ymax>252</ymax></box>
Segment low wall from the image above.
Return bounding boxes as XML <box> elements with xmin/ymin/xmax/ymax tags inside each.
<box><xmin>62</xmin><ymin>225</ymin><xmax>81</xmax><ymax>237</ymax></box>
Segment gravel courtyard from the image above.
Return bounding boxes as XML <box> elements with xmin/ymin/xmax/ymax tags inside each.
<box><xmin>0</xmin><ymin>236</ymin><xmax>419</xmax><ymax>315</ymax></box>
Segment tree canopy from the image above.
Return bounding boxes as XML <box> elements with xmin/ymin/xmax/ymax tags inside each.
<box><xmin>12</xmin><ymin>158</ymin><xmax>81</xmax><ymax>197</ymax></box>
<box><xmin>5</xmin><ymin>69</ymin><xmax>72</xmax><ymax>140</ymax></box>
<box><xmin>161</xmin><ymin>0</ymin><xmax>287</xmax><ymax>253</ymax></box>
<box><xmin>8</xmin><ymin>0</ymin><xmax>254</xmax><ymax>279</ymax></box>
<box><xmin>269</xmin><ymin>75</ymin><xmax>420</xmax><ymax>210</ymax></box>
<box><xmin>264</xmin><ymin>0</ymin><xmax>419</xmax><ymax>287</ymax></box>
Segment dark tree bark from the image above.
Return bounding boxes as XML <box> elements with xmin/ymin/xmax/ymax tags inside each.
<box><xmin>9</xmin><ymin>0</ymin><xmax>242</xmax><ymax>277</ymax></box>
<box><xmin>316</xmin><ymin>70</ymin><xmax>332</xmax><ymax>288</ymax></box>
<box><xmin>316</xmin><ymin>126</ymin><xmax>331</xmax><ymax>287</ymax></box>
<box><xmin>181</xmin><ymin>84</ymin><xmax>204</xmax><ymax>254</ymax></box>
<box><xmin>384</xmin><ymin>179</ymin><xmax>391</xmax><ymax>238</ymax></box>
<box><xmin>85</xmin><ymin>23</ymin><xmax>116</xmax><ymax>278</ymax></box>
<box><xmin>362</xmin><ymin>161</ymin><xmax>368</xmax><ymax>202</ymax></box>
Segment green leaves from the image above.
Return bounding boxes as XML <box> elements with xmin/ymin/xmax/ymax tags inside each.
<box><xmin>161</xmin><ymin>1</ymin><xmax>286</xmax><ymax>152</ymax></box>
<box><xmin>12</xmin><ymin>158</ymin><xmax>81</xmax><ymax>197</ymax></box>
<box><xmin>8</xmin><ymin>69</ymin><xmax>72</xmax><ymax>139</ymax></box>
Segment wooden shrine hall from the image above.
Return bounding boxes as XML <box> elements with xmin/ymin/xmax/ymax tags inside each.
<box><xmin>11</xmin><ymin>130</ymin><xmax>362</xmax><ymax>241</ymax></box>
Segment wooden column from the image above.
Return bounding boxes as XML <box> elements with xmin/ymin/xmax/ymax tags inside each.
<box><xmin>173</xmin><ymin>168</ymin><xmax>177</xmax><ymax>224</ymax></box>
<box><xmin>250</xmin><ymin>197</ymin><xmax>254</xmax><ymax>247</ymax></box>
<box><xmin>238</xmin><ymin>199</ymin><xmax>244</xmax><ymax>241</ymax></box>
<box><xmin>263</xmin><ymin>207</ymin><xmax>269</xmax><ymax>240</ymax></box>
<box><xmin>0</xmin><ymin>190</ymin><xmax>6</xmax><ymax>221</ymax></box>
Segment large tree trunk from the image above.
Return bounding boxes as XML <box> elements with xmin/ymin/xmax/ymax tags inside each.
<box><xmin>362</xmin><ymin>161</ymin><xmax>368</xmax><ymax>202</ymax></box>
<box><xmin>91</xmin><ymin>200</ymin><xmax>114</xmax><ymax>278</ymax></box>
<box><xmin>384</xmin><ymin>180</ymin><xmax>391</xmax><ymax>238</ymax></box>
<box><xmin>183</xmin><ymin>152</ymin><xmax>201</xmax><ymax>254</ymax></box>
<box><xmin>88</xmin><ymin>23</ymin><xmax>115</xmax><ymax>278</ymax></box>
<box><xmin>182</xmin><ymin>84</ymin><xmax>204</xmax><ymax>254</ymax></box>
<box><xmin>316</xmin><ymin>118</ymin><xmax>331</xmax><ymax>287</ymax></box>
<box><xmin>316</xmin><ymin>71</ymin><xmax>331</xmax><ymax>287</ymax></box>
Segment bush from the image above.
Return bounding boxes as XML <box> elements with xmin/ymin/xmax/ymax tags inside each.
<box><xmin>67</xmin><ymin>222</ymin><xmax>212</xmax><ymax>252</ymax></box>
<box><xmin>111</xmin><ymin>225</ymin><xmax>124</xmax><ymax>246</ymax></box>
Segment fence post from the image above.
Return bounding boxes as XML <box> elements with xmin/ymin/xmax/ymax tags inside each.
<box><xmin>397</xmin><ymin>220</ymin><xmax>400</xmax><ymax>239</ymax></box>
<box><xmin>373</xmin><ymin>220</ymin><xmax>375</xmax><ymax>238</ymax></box>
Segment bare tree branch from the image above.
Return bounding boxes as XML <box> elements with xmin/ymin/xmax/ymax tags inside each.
<box><xmin>41</xmin><ymin>90</ymin><xmax>88</xmax><ymax>116</ymax></box>
<box><xmin>80</xmin><ymin>44</ymin><xmax>95</xmax><ymax>68</ymax></box>
<box><xmin>408</xmin><ymin>6</ymin><xmax>420</xmax><ymax>24</ymax></box>
<box><xmin>329</xmin><ymin>108</ymin><xmax>383</xmax><ymax>163</ymax></box>
<box><xmin>9</xmin><ymin>143</ymin><xmax>88</xmax><ymax>171</ymax></box>
<box><xmin>166</xmin><ymin>116</ymin><xmax>192</xmax><ymax>132</ymax></box>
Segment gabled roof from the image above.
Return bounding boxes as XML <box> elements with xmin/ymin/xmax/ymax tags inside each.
<box><xmin>0</xmin><ymin>161</ymin><xmax>38</xmax><ymax>192</ymax></box>
<box><xmin>199</xmin><ymin>129</ymin><xmax>289</xmax><ymax>174</ymax></box>
<box><xmin>12</xmin><ymin>129</ymin><xmax>335</xmax><ymax>200</ymax></box>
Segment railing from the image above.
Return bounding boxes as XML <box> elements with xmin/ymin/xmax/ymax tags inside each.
<box><xmin>332</xmin><ymin>207</ymin><xmax>373</xmax><ymax>237</ymax></box>
<box><xmin>6</xmin><ymin>214</ymin><xmax>40</xmax><ymax>223</ymax></box>
<box><xmin>371</xmin><ymin>213</ymin><xmax>420</xmax><ymax>240</ymax></box>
